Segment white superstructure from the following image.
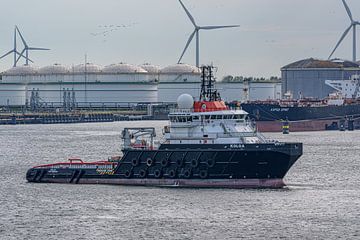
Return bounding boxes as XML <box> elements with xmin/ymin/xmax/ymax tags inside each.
<box><xmin>163</xmin><ymin>93</ymin><xmax>267</xmax><ymax>145</ymax></box>
<box><xmin>325</xmin><ymin>75</ymin><xmax>360</xmax><ymax>99</ymax></box>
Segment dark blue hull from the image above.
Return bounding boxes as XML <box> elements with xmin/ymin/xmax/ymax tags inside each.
<box><xmin>26</xmin><ymin>143</ymin><xmax>302</xmax><ymax>188</ymax></box>
<box><xmin>241</xmin><ymin>102</ymin><xmax>360</xmax><ymax>121</ymax></box>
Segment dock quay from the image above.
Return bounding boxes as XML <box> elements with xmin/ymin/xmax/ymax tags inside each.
<box><xmin>0</xmin><ymin>111</ymin><xmax>156</xmax><ymax>125</ymax></box>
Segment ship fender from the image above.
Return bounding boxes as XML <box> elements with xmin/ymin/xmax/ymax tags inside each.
<box><xmin>146</xmin><ymin>158</ymin><xmax>154</xmax><ymax>167</ymax></box>
<box><xmin>191</xmin><ymin>159</ymin><xmax>199</xmax><ymax>168</ymax></box>
<box><xmin>199</xmin><ymin>170</ymin><xmax>208</xmax><ymax>179</ymax></box>
<box><xmin>131</xmin><ymin>158</ymin><xmax>140</xmax><ymax>167</ymax></box>
<box><xmin>176</xmin><ymin>159</ymin><xmax>184</xmax><ymax>167</ymax></box>
<box><xmin>183</xmin><ymin>169</ymin><xmax>192</xmax><ymax>178</ymax></box>
<box><xmin>124</xmin><ymin>169</ymin><xmax>133</xmax><ymax>178</ymax></box>
<box><xmin>154</xmin><ymin>169</ymin><xmax>162</xmax><ymax>178</ymax></box>
<box><xmin>207</xmin><ymin>158</ymin><xmax>216</xmax><ymax>168</ymax></box>
<box><xmin>139</xmin><ymin>169</ymin><xmax>147</xmax><ymax>178</ymax></box>
<box><xmin>161</xmin><ymin>159</ymin><xmax>169</xmax><ymax>167</ymax></box>
<box><xmin>168</xmin><ymin>169</ymin><xmax>177</xmax><ymax>178</ymax></box>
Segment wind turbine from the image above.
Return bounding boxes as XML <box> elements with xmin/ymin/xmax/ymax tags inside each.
<box><xmin>328</xmin><ymin>0</ymin><xmax>360</xmax><ymax>62</ymax></box>
<box><xmin>177</xmin><ymin>0</ymin><xmax>239</xmax><ymax>67</ymax></box>
<box><xmin>15</xmin><ymin>26</ymin><xmax>50</xmax><ymax>65</ymax></box>
<box><xmin>0</xmin><ymin>26</ymin><xmax>31</xmax><ymax>67</ymax></box>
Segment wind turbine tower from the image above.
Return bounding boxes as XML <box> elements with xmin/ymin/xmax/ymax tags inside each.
<box><xmin>328</xmin><ymin>0</ymin><xmax>360</xmax><ymax>62</ymax></box>
<box><xmin>177</xmin><ymin>0</ymin><xmax>239</xmax><ymax>67</ymax></box>
<box><xmin>0</xmin><ymin>27</ymin><xmax>23</xmax><ymax>67</ymax></box>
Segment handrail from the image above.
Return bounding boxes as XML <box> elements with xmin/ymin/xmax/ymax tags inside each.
<box><xmin>68</xmin><ymin>158</ymin><xmax>84</xmax><ymax>163</ymax></box>
<box><xmin>166</xmin><ymin>131</ymin><xmax>265</xmax><ymax>140</ymax></box>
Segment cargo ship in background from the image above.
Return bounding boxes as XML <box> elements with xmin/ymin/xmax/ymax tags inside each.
<box><xmin>236</xmin><ymin>75</ymin><xmax>360</xmax><ymax>132</ymax></box>
<box><xmin>26</xmin><ymin>66</ymin><xmax>302</xmax><ymax>188</ymax></box>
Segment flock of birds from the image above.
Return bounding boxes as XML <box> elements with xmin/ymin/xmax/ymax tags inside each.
<box><xmin>90</xmin><ymin>22</ymin><xmax>139</xmax><ymax>42</ymax></box>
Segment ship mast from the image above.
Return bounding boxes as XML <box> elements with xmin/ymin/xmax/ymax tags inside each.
<box><xmin>200</xmin><ymin>65</ymin><xmax>221</xmax><ymax>101</ymax></box>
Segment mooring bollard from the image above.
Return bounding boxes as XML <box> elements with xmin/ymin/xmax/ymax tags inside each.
<box><xmin>282</xmin><ymin>120</ymin><xmax>289</xmax><ymax>134</ymax></box>
<box><xmin>348</xmin><ymin>118</ymin><xmax>354</xmax><ymax>131</ymax></box>
<box><xmin>339</xmin><ymin>119</ymin><xmax>346</xmax><ymax>131</ymax></box>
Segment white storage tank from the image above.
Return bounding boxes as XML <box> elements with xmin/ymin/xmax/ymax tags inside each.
<box><xmin>2</xmin><ymin>65</ymin><xmax>39</xmax><ymax>83</ymax></box>
<box><xmin>36</xmin><ymin>64</ymin><xmax>70</xmax><ymax>83</ymax></box>
<box><xmin>158</xmin><ymin>63</ymin><xmax>201</xmax><ymax>102</ymax></box>
<box><xmin>72</xmin><ymin>63</ymin><xmax>102</xmax><ymax>73</ymax></box>
<box><xmin>100</xmin><ymin>63</ymin><xmax>148</xmax><ymax>83</ymax></box>
<box><xmin>140</xmin><ymin>63</ymin><xmax>160</xmax><ymax>82</ymax></box>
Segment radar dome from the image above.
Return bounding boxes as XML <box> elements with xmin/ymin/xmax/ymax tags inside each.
<box><xmin>177</xmin><ymin>93</ymin><xmax>194</xmax><ymax>109</ymax></box>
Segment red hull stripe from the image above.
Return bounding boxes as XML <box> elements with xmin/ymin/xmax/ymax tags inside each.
<box><xmin>38</xmin><ymin>178</ymin><xmax>286</xmax><ymax>188</ymax></box>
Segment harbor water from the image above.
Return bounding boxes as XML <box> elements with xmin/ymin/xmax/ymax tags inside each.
<box><xmin>0</xmin><ymin>121</ymin><xmax>359</xmax><ymax>239</ymax></box>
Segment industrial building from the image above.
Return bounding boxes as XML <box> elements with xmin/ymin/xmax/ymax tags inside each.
<box><xmin>0</xmin><ymin>63</ymin><xmax>281</xmax><ymax>108</ymax></box>
<box><xmin>281</xmin><ymin>58</ymin><xmax>360</xmax><ymax>99</ymax></box>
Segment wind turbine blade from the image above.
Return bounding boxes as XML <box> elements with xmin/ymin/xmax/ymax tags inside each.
<box><xmin>16</xmin><ymin>49</ymin><xmax>26</xmax><ymax>63</ymax></box>
<box><xmin>328</xmin><ymin>24</ymin><xmax>352</xmax><ymax>59</ymax></box>
<box><xmin>342</xmin><ymin>0</ymin><xmax>353</xmax><ymax>22</ymax></box>
<box><xmin>0</xmin><ymin>50</ymin><xmax>14</xmax><ymax>59</ymax></box>
<box><xmin>179</xmin><ymin>0</ymin><xmax>197</xmax><ymax>27</ymax></box>
<box><xmin>15</xmin><ymin>26</ymin><xmax>28</xmax><ymax>47</ymax></box>
<box><xmin>178</xmin><ymin>29</ymin><xmax>196</xmax><ymax>63</ymax></box>
<box><xmin>15</xmin><ymin>50</ymin><xmax>33</xmax><ymax>63</ymax></box>
<box><xmin>16</xmin><ymin>49</ymin><xmax>25</xmax><ymax>62</ymax></box>
<box><xmin>200</xmin><ymin>25</ymin><xmax>240</xmax><ymax>30</ymax></box>
<box><xmin>27</xmin><ymin>47</ymin><xmax>50</xmax><ymax>51</ymax></box>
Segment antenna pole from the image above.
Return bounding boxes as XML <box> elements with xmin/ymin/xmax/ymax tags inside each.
<box><xmin>84</xmin><ymin>54</ymin><xmax>87</xmax><ymax>104</ymax></box>
<box><xmin>196</xmin><ymin>31</ymin><xmax>199</xmax><ymax>67</ymax></box>
<box><xmin>199</xmin><ymin>66</ymin><xmax>220</xmax><ymax>101</ymax></box>
<box><xmin>13</xmin><ymin>27</ymin><xmax>17</xmax><ymax>67</ymax></box>
<box><xmin>353</xmin><ymin>25</ymin><xmax>356</xmax><ymax>62</ymax></box>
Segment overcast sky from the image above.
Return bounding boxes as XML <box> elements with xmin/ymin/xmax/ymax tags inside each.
<box><xmin>0</xmin><ymin>0</ymin><xmax>359</xmax><ymax>78</ymax></box>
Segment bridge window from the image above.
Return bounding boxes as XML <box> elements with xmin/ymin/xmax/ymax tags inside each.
<box><xmin>177</xmin><ymin>117</ymin><xmax>186</xmax><ymax>122</ymax></box>
<box><xmin>235</xmin><ymin>114</ymin><xmax>244</xmax><ymax>119</ymax></box>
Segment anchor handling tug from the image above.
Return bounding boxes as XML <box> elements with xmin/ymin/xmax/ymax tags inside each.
<box><xmin>26</xmin><ymin>66</ymin><xmax>302</xmax><ymax>188</ymax></box>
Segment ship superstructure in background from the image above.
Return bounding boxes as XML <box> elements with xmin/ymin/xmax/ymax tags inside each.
<box><xmin>26</xmin><ymin>66</ymin><xmax>302</xmax><ymax>188</ymax></box>
<box><xmin>325</xmin><ymin>75</ymin><xmax>360</xmax><ymax>99</ymax></box>
<box><xmin>240</xmin><ymin>74</ymin><xmax>360</xmax><ymax>132</ymax></box>
<box><xmin>281</xmin><ymin>58</ymin><xmax>360</xmax><ymax>100</ymax></box>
